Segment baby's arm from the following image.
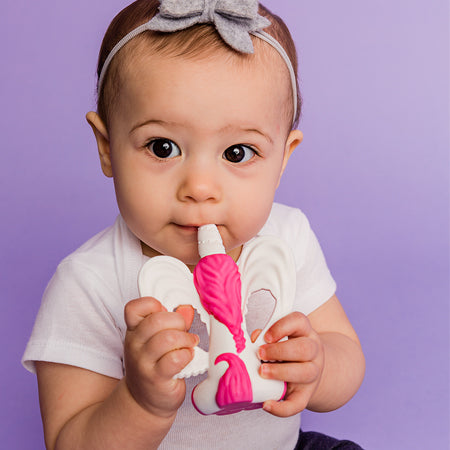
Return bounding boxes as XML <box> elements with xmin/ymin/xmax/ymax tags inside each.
<box><xmin>36</xmin><ymin>297</ymin><xmax>198</xmax><ymax>450</ymax></box>
<box><xmin>258</xmin><ymin>294</ymin><xmax>365</xmax><ymax>417</ymax></box>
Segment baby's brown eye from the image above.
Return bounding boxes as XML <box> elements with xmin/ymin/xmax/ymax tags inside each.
<box><xmin>223</xmin><ymin>145</ymin><xmax>255</xmax><ymax>163</ymax></box>
<box><xmin>147</xmin><ymin>139</ymin><xmax>181</xmax><ymax>159</ymax></box>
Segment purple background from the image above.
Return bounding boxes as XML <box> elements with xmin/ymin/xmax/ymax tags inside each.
<box><xmin>1</xmin><ymin>1</ymin><xmax>448</xmax><ymax>448</ymax></box>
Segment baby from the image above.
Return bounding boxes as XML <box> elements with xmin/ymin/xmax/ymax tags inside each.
<box><xmin>23</xmin><ymin>1</ymin><xmax>365</xmax><ymax>448</ymax></box>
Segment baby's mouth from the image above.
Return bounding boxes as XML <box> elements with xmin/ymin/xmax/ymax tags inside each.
<box><xmin>173</xmin><ymin>221</ymin><xmax>219</xmax><ymax>230</ymax></box>
<box><xmin>174</xmin><ymin>224</ymin><xmax>199</xmax><ymax>233</ymax></box>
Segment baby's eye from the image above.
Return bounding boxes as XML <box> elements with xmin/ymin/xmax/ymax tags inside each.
<box><xmin>146</xmin><ymin>138</ymin><xmax>181</xmax><ymax>159</ymax></box>
<box><xmin>222</xmin><ymin>145</ymin><xmax>256</xmax><ymax>163</ymax></box>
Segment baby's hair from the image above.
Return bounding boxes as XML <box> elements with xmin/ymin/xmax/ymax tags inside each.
<box><xmin>96</xmin><ymin>0</ymin><xmax>302</xmax><ymax>130</ymax></box>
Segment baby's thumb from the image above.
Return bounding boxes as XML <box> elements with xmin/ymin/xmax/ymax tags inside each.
<box><xmin>175</xmin><ymin>305</ymin><xmax>195</xmax><ymax>330</ymax></box>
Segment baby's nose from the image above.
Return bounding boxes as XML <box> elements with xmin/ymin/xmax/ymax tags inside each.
<box><xmin>176</xmin><ymin>164</ymin><xmax>222</xmax><ymax>203</ymax></box>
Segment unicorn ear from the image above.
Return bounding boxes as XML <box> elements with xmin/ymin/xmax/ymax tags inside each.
<box><xmin>138</xmin><ymin>256</ymin><xmax>210</xmax><ymax>333</ymax></box>
<box><xmin>238</xmin><ymin>236</ymin><xmax>297</xmax><ymax>331</ymax></box>
<box><xmin>138</xmin><ymin>256</ymin><xmax>210</xmax><ymax>378</ymax></box>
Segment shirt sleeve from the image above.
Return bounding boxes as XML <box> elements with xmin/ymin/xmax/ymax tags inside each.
<box><xmin>22</xmin><ymin>258</ymin><xmax>125</xmax><ymax>379</ymax></box>
<box><xmin>290</xmin><ymin>210</ymin><xmax>337</xmax><ymax>315</ymax></box>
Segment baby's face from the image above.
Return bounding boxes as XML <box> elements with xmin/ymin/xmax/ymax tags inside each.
<box><xmin>105</xmin><ymin>44</ymin><xmax>301</xmax><ymax>267</ymax></box>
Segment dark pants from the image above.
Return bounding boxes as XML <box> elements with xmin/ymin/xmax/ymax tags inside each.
<box><xmin>295</xmin><ymin>430</ymin><xmax>364</xmax><ymax>450</ymax></box>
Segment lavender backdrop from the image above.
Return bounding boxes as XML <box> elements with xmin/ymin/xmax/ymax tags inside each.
<box><xmin>1</xmin><ymin>1</ymin><xmax>448</xmax><ymax>448</ymax></box>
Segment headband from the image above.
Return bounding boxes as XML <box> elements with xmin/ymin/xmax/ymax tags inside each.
<box><xmin>98</xmin><ymin>0</ymin><xmax>298</xmax><ymax>124</ymax></box>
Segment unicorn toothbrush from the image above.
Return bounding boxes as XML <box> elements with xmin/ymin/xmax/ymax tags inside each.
<box><xmin>138</xmin><ymin>224</ymin><xmax>297</xmax><ymax>415</ymax></box>
<box><xmin>192</xmin><ymin>224</ymin><xmax>284</xmax><ymax>414</ymax></box>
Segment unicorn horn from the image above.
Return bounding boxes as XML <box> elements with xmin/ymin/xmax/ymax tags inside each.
<box><xmin>198</xmin><ymin>224</ymin><xmax>225</xmax><ymax>257</ymax></box>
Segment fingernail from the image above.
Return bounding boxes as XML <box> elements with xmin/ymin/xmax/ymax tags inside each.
<box><xmin>258</xmin><ymin>347</ymin><xmax>266</xmax><ymax>360</ymax></box>
<box><xmin>264</xmin><ymin>332</ymin><xmax>272</xmax><ymax>343</ymax></box>
<box><xmin>260</xmin><ymin>363</ymin><xmax>270</xmax><ymax>378</ymax></box>
<box><xmin>263</xmin><ymin>401</ymin><xmax>272</xmax><ymax>412</ymax></box>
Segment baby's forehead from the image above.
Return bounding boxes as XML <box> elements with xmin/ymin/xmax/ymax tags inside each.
<box><xmin>97</xmin><ymin>6</ymin><xmax>299</xmax><ymax>131</ymax></box>
<box><xmin>120</xmin><ymin>34</ymin><xmax>291</xmax><ymax>93</ymax></box>
<box><xmin>105</xmin><ymin>32</ymin><xmax>294</xmax><ymax>132</ymax></box>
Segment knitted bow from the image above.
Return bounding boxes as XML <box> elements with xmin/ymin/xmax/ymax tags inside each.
<box><xmin>147</xmin><ymin>0</ymin><xmax>271</xmax><ymax>53</ymax></box>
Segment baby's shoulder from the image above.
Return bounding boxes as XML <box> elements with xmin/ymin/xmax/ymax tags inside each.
<box><xmin>59</xmin><ymin>222</ymin><xmax>117</xmax><ymax>275</ymax></box>
<box><xmin>257</xmin><ymin>203</ymin><xmax>316</xmax><ymax>268</ymax></box>
<box><xmin>261</xmin><ymin>202</ymin><xmax>311</xmax><ymax>238</ymax></box>
<box><xmin>52</xmin><ymin>215</ymin><xmax>141</xmax><ymax>302</ymax></box>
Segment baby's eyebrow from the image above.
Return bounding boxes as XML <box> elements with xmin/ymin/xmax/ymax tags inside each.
<box><xmin>218</xmin><ymin>125</ymin><xmax>273</xmax><ymax>145</ymax></box>
<box><xmin>129</xmin><ymin>119</ymin><xmax>273</xmax><ymax>144</ymax></box>
<box><xmin>129</xmin><ymin>118</ymin><xmax>175</xmax><ymax>135</ymax></box>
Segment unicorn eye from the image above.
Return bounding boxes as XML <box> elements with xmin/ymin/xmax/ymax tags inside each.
<box><xmin>223</xmin><ymin>145</ymin><xmax>256</xmax><ymax>163</ymax></box>
<box><xmin>146</xmin><ymin>138</ymin><xmax>181</xmax><ymax>159</ymax></box>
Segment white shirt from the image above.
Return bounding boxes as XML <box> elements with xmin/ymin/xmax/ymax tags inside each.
<box><xmin>23</xmin><ymin>203</ymin><xmax>336</xmax><ymax>449</ymax></box>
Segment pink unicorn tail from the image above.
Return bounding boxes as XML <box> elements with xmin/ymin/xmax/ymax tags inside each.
<box><xmin>215</xmin><ymin>353</ymin><xmax>252</xmax><ymax>409</ymax></box>
<box><xmin>194</xmin><ymin>254</ymin><xmax>246</xmax><ymax>353</ymax></box>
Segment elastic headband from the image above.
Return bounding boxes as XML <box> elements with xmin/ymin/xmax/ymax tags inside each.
<box><xmin>98</xmin><ymin>0</ymin><xmax>298</xmax><ymax>125</ymax></box>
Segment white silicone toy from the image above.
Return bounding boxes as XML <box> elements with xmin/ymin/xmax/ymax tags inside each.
<box><xmin>138</xmin><ymin>225</ymin><xmax>296</xmax><ymax>415</ymax></box>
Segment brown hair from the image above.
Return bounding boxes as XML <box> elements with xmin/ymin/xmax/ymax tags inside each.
<box><xmin>96</xmin><ymin>0</ymin><xmax>301</xmax><ymax>129</ymax></box>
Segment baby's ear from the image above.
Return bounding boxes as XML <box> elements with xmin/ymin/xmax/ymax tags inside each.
<box><xmin>282</xmin><ymin>129</ymin><xmax>303</xmax><ymax>169</ymax></box>
<box><xmin>86</xmin><ymin>112</ymin><xmax>113</xmax><ymax>178</ymax></box>
<box><xmin>277</xmin><ymin>129</ymin><xmax>303</xmax><ymax>187</ymax></box>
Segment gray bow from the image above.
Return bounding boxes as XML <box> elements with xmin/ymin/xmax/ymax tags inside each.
<box><xmin>147</xmin><ymin>0</ymin><xmax>271</xmax><ymax>53</ymax></box>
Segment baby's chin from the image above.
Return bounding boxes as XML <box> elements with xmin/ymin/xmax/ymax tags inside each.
<box><xmin>172</xmin><ymin>250</ymin><xmax>202</xmax><ymax>270</ymax></box>
<box><xmin>140</xmin><ymin>239</ymin><xmax>242</xmax><ymax>270</ymax></box>
<box><xmin>140</xmin><ymin>240</ymin><xmax>200</xmax><ymax>266</ymax></box>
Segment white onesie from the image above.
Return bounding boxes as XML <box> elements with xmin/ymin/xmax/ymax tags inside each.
<box><xmin>23</xmin><ymin>202</ymin><xmax>336</xmax><ymax>449</ymax></box>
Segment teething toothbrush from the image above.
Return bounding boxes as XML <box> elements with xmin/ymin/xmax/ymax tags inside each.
<box><xmin>138</xmin><ymin>224</ymin><xmax>296</xmax><ymax>415</ymax></box>
<box><xmin>191</xmin><ymin>224</ymin><xmax>285</xmax><ymax>414</ymax></box>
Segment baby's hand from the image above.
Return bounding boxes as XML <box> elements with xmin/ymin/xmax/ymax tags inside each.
<box><xmin>123</xmin><ymin>297</ymin><xmax>198</xmax><ymax>419</ymax></box>
<box><xmin>258</xmin><ymin>312</ymin><xmax>324</xmax><ymax>417</ymax></box>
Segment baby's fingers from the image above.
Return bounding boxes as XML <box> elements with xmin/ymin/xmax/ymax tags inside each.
<box><xmin>148</xmin><ymin>329</ymin><xmax>199</xmax><ymax>364</ymax></box>
<box><xmin>140</xmin><ymin>329</ymin><xmax>199</xmax><ymax>379</ymax></box>
<box><xmin>156</xmin><ymin>347</ymin><xmax>197</xmax><ymax>379</ymax></box>
<box><xmin>128</xmin><ymin>311</ymin><xmax>188</xmax><ymax>347</ymax></box>
<box><xmin>259</xmin><ymin>337</ymin><xmax>319</xmax><ymax>363</ymax></box>
<box><xmin>260</xmin><ymin>361</ymin><xmax>319</xmax><ymax>384</ymax></box>
<box><xmin>263</xmin><ymin>389</ymin><xmax>309</xmax><ymax>417</ymax></box>
<box><xmin>175</xmin><ymin>305</ymin><xmax>195</xmax><ymax>330</ymax></box>
<box><xmin>265</xmin><ymin>312</ymin><xmax>312</xmax><ymax>343</ymax></box>
<box><xmin>125</xmin><ymin>297</ymin><xmax>167</xmax><ymax>331</ymax></box>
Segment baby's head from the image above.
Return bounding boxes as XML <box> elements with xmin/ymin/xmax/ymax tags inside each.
<box><xmin>95</xmin><ymin>0</ymin><xmax>301</xmax><ymax>131</ymax></box>
<box><xmin>87</xmin><ymin>0</ymin><xmax>304</xmax><ymax>266</ymax></box>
